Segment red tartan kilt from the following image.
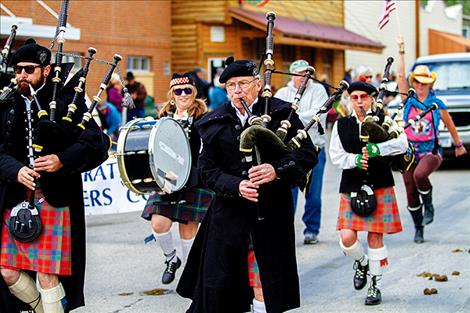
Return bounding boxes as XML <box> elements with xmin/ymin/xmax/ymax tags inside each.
<box><xmin>248</xmin><ymin>249</ymin><xmax>262</xmax><ymax>288</ymax></box>
<box><xmin>0</xmin><ymin>189</ymin><xmax>72</xmax><ymax>275</ymax></box>
<box><xmin>336</xmin><ymin>187</ymin><xmax>402</xmax><ymax>234</ymax></box>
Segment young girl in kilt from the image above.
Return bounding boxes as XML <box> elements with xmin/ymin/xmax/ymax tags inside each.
<box><xmin>141</xmin><ymin>73</ymin><xmax>213</xmax><ymax>285</ymax></box>
<box><xmin>329</xmin><ymin>81</ymin><xmax>408</xmax><ymax>305</ymax></box>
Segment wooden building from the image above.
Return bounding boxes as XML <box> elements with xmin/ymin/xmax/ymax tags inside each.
<box><xmin>172</xmin><ymin>0</ymin><xmax>383</xmax><ymax>89</ymax></box>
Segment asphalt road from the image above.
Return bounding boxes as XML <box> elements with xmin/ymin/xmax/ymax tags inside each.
<box><xmin>75</xmin><ymin>156</ymin><xmax>470</xmax><ymax>313</ymax></box>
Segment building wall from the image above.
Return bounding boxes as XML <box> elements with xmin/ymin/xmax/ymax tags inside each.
<box><xmin>230</xmin><ymin>0</ymin><xmax>344</xmax><ymax>27</ymax></box>
<box><xmin>2</xmin><ymin>0</ymin><xmax>172</xmax><ymax>102</ymax></box>
<box><xmin>345</xmin><ymin>0</ymin><xmax>464</xmax><ymax>78</ymax></box>
<box><xmin>344</xmin><ymin>0</ymin><xmax>416</xmax><ymax>78</ymax></box>
<box><xmin>420</xmin><ymin>0</ymin><xmax>462</xmax><ymax>56</ymax></box>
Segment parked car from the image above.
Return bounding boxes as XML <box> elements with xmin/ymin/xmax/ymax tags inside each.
<box><xmin>410</xmin><ymin>53</ymin><xmax>470</xmax><ymax>159</ymax></box>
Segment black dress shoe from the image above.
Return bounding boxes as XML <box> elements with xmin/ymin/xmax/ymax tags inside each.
<box><xmin>353</xmin><ymin>260</ymin><xmax>368</xmax><ymax>290</ymax></box>
<box><xmin>162</xmin><ymin>257</ymin><xmax>181</xmax><ymax>284</ymax></box>
<box><xmin>365</xmin><ymin>275</ymin><xmax>382</xmax><ymax>305</ymax></box>
<box><xmin>414</xmin><ymin>226</ymin><xmax>424</xmax><ymax>244</ymax></box>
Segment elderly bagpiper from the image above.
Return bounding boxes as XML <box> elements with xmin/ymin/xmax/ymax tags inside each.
<box><xmin>329</xmin><ymin>81</ymin><xmax>408</xmax><ymax>305</ymax></box>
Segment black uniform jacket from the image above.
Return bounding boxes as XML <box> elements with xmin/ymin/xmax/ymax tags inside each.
<box><xmin>177</xmin><ymin>97</ymin><xmax>317</xmax><ymax>313</ymax></box>
<box><xmin>0</xmin><ymin>74</ymin><xmax>109</xmax><ymax>313</ymax></box>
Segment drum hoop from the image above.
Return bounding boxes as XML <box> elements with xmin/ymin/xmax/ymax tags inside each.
<box><xmin>148</xmin><ymin>117</ymin><xmax>192</xmax><ymax>193</ymax></box>
<box><xmin>116</xmin><ymin>118</ymin><xmax>149</xmax><ymax>195</ymax></box>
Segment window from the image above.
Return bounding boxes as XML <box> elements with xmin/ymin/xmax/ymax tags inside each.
<box><xmin>463</xmin><ymin>25</ymin><xmax>470</xmax><ymax>38</ymax></box>
<box><xmin>127</xmin><ymin>56</ymin><xmax>151</xmax><ymax>72</ymax></box>
<box><xmin>52</xmin><ymin>52</ymin><xmax>82</xmax><ymax>72</ymax></box>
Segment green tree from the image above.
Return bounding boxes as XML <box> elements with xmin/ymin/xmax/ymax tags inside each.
<box><xmin>422</xmin><ymin>0</ymin><xmax>470</xmax><ymax>15</ymax></box>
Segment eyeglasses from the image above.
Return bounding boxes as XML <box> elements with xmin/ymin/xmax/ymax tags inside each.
<box><xmin>173</xmin><ymin>87</ymin><xmax>193</xmax><ymax>96</ymax></box>
<box><xmin>14</xmin><ymin>65</ymin><xmax>42</xmax><ymax>74</ymax></box>
<box><xmin>350</xmin><ymin>94</ymin><xmax>370</xmax><ymax>102</ymax></box>
<box><xmin>225</xmin><ymin>78</ymin><xmax>258</xmax><ymax>91</ymax></box>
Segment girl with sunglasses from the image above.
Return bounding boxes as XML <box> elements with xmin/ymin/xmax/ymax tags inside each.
<box><xmin>140</xmin><ymin>73</ymin><xmax>213</xmax><ymax>285</ymax></box>
<box><xmin>396</xmin><ymin>37</ymin><xmax>467</xmax><ymax>244</ymax></box>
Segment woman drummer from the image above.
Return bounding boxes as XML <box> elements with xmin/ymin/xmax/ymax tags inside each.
<box><xmin>141</xmin><ymin>73</ymin><xmax>214</xmax><ymax>285</ymax></box>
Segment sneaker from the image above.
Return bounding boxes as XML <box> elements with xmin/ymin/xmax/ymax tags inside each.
<box><xmin>304</xmin><ymin>233</ymin><xmax>318</xmax><ymax>245</ymax></box>
<box><xmin>162</xmin><ymin>257</ymin><xmax>181</xmax><ymax>284</ymax></box>
<box><xmin>364</xmin><ymin>275</ymin><xmax>382</xmax><ymax>305</ymax></box>
<box><xmin>353</xmin><ymin>260</ymin><xmax>368</xmax><ymax>290</ymax></box>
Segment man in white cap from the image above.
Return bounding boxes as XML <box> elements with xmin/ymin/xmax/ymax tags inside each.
<box><xmin>275</xmin><ymin>59</ymin><xmax>328</xmax><ymax>244</ymax></box>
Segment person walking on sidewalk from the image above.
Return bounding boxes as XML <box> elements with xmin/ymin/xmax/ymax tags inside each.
<box><xmin>275</xmin><ymin>59</ymin><xmax>328</xmax><ymax>244</ymax></box>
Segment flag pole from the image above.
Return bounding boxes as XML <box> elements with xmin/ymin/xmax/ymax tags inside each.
<box><xmin>395</xmin><ymin>0</ymin><xmax>402</xmax><ymax>38</ymax></box>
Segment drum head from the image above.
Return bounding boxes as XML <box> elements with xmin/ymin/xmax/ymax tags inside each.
<box><xmin>149</xmin><ymin>117</ymin><xmax>192</xmax><ymax>193</ymax></box>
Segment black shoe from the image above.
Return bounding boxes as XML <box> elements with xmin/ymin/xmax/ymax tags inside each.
<box><xmin>353</xmin><ymin>260</ymin><xmax>368</xmax><ymax>290</ymax></box>
<box><xmin>365</xmin><ymin>276</ymin><xmax>382</xmax><ymax>305</ymax></box>
<box><xmin>420</xmin><ymin>188</ymin><xmax>434</xmax><ymax>225</ymax></box>
<box><xmin>162</xmin><ymin>257</ymin><xmax>181</xmax><ymax>284</ymax></box>
<box><xmin>414</xmin><ymin>226</ymin><xmax>424</xmax><ymax>244</ymax></box>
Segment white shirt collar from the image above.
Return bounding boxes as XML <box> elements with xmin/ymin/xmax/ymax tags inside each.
<box><xmin>230</xmin><ymin>97</ymin><xmax>258</xmax><ymax>126</ymax></box>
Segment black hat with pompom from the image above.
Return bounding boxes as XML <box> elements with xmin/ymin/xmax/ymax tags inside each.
<box><xmin>11</xmin><ymin>38</ymin><xmax>51</xmax><ymax>67</ymax></box>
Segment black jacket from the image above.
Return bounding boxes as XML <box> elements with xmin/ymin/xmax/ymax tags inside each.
<box><xmin>0</xmin><ymin>76</ymin><xmax>109</xmax><ymax>312</ymax></box>
<box><xmin>177</xmin><ymin>97</ymin><xmax>317</xmax><ymax>313</ymax></box>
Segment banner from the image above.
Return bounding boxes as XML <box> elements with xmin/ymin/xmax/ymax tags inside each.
<box><xmin>82</xmin><ymin>157</ymin><xmax>149</xmax><ymax>215</ymax></box>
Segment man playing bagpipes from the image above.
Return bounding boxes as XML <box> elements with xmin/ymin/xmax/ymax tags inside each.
<box><xmin>176</xmin><ymin>58</ymin><xmax>317</xmax><ymax>313</ymax></box>
<box><xmin>0</xmin><ymin>39</ymin><xmax>109</xmax><ymax>313</ymax></box>
<box><xmin>329</xmin><ymin>81</ymin><xmax>408</xmax><ymax>306</ymax></box>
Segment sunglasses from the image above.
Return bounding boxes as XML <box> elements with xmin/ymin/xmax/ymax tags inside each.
<box><xmin>350</xmin><ymin>94</ymin><xmax>370</xmax><ymax>102</ymax></box>
<box><xmin>173</xmin><ymin>87</ymin><xmax>193</xmax><ymax>96</ymax></box>
<box><xmin>14</xmin><ymin>65</ymin><xmax>42</xmax><ymax>74</ymax></box>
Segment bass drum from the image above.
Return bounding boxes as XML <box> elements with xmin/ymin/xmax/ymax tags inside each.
<box><xmin>117</xmin><ymin>117</ymin><xmax>191</xmax><ymax>195</ymax></box>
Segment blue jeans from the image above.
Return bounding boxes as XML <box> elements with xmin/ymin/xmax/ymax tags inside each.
<box><xmin>292</xmin><ymin>148</ymin><xmax>326</xmax><ymax>236</ymax></box>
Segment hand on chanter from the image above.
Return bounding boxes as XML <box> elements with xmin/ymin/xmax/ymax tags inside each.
<box><xmin>34</xmin><ymin>154</ymin><xmax>63</xmax><ymax>173</ymax></box>
<box><xmin>17</xmin><ymin>166</ymin><xmax>40</xmax><ymax>190</ymax></box>
<box><xmin>248</xmin><ymin>163</ymin><xmax>277</xmax><ymax>186</ymax></box>
<box><xmin>239</xmin><ymin>180</ymin><xmax>259</xmax><ymax>202</ymax></box>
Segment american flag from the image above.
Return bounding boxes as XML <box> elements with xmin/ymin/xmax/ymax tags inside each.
<box><xmin>378</xmin><ymin>0</ymin><xmax>397</xmax><ymax>30</ymax></box>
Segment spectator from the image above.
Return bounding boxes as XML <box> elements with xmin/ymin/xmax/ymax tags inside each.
<box><xmin>125</xmin><ymin>71</ymin><xmax>147</xmax><ymax>120</ymax></box>
<box><xmin>191</xmin><ymin>67</ymin><xmax>210</xmax><ymax>102</ymax></box>
<box><xmin>207</xmin><ymin>67</ymin><xmax>228</xmax><ymax>111</ymax></box>
<box><xmin>106</xmin><ymin>73</ymin><xmax>124</xmax><ymax>111</ymax></box>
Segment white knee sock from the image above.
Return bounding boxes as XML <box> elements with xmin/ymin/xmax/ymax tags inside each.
<box><xmin>252</xmin><ymin>298</ymin><xmax>267</xmax><ymax>313</ymax></box>
<box><xmin>339</xmin><ymin>238</ymin><xmax>368</xmax><ymax>266</ymax></box>
<box><xmin>38</xmin><ymin>283</ymin><xmax>66</xmax><ymax>313</ymax></box>
<box><xmin>153</xmin><ymin>230</ymin><xmax>176</xmax><ymax>262</ymax></box>
<box><xmin>368</xmin><ymin>245</ymin><xmax>388</xmax><ymax>288</ymax></box>
<box><xmin>181</xmin><ymin>237</ymin><xmax>194</xmax><ymax>265</ymax></box>
<box><xmin>8</xmin><ymin>271</ymin><xmax>44</xmax><ymax>313</ymax></box>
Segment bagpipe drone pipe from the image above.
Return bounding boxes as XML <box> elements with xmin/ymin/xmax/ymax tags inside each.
<box><xmin>0</xmin><ymin>24</ymin><xmax>18</xmax><ymax>100</ymax></box>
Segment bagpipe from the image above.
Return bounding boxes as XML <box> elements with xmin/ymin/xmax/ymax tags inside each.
<box><xmin>355</xmin><ymin>57</ymin><xmax>416</xmax><ymax>173</ymax></box>
<box><xmin>238</xmin><ymin>12</ymin><xmax>349</xmax><ymax>219</ymax></box>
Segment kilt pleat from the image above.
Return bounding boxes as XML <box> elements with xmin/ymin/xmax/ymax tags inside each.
<box><xmin>141</xmin><ymin>187</ymin><xmax>214</xmax><ymax>223</ymax></box>
<box><xmin>336</xmin><ymin>187</ymin><xmax>402</xmax><ymax>234</ymax></box>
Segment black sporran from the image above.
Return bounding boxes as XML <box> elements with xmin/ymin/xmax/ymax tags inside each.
<box><xmin>9</xmin><ymin>201</ymin><xmax>42</xmax><ymax>243</ymax></box>
<box><xmin>350</xmin><ymin>185</ymin><xmax>377</xmax><ymax>217</ymax></box>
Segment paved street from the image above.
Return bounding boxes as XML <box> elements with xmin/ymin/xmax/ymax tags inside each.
<box><xmin>75</xmin><ymin>156</ymin><xmax>470</xmax><ymax>313</ymax></box>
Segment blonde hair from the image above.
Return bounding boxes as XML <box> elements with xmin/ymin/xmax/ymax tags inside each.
<box><xmin>159</xmin><ymin>84</ymin><xmax>207</xmax><ymax>118</ymax></box>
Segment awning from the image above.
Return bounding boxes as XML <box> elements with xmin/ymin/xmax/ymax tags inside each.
<box><xmin>1</xmin><ymin>16</ymin><xmax>80</xmax><ymax>40</ymax></box>
<box><xmin>429</xmin><ymin>29</ymin><xmax>470</xmax><ymax>54</ymax></box>
<box><xmin>229</xmin><ymin>8</ymin><xmax>384</xmax><ymax>53</ymax></box>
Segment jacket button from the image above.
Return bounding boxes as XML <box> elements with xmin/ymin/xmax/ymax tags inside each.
<box><xmin>236</xmin><ymin>135</ymin><xmax>240</xmax><ymax>141</ymax></box>
<box><xmin>241</xmin><ymin>170</ymin><xmax>247</xmax><ymax>176</ymax></box>
<box><xmin>235</xmin><ymin>124</ymin><xmax>242</xmax><ymax>130</ymax></box>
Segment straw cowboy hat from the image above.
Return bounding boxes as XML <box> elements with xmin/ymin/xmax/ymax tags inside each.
<box><xmin>409</xmin><ymin>65</ymin><xmax>437</xmax><ymax>85</ymax></box>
